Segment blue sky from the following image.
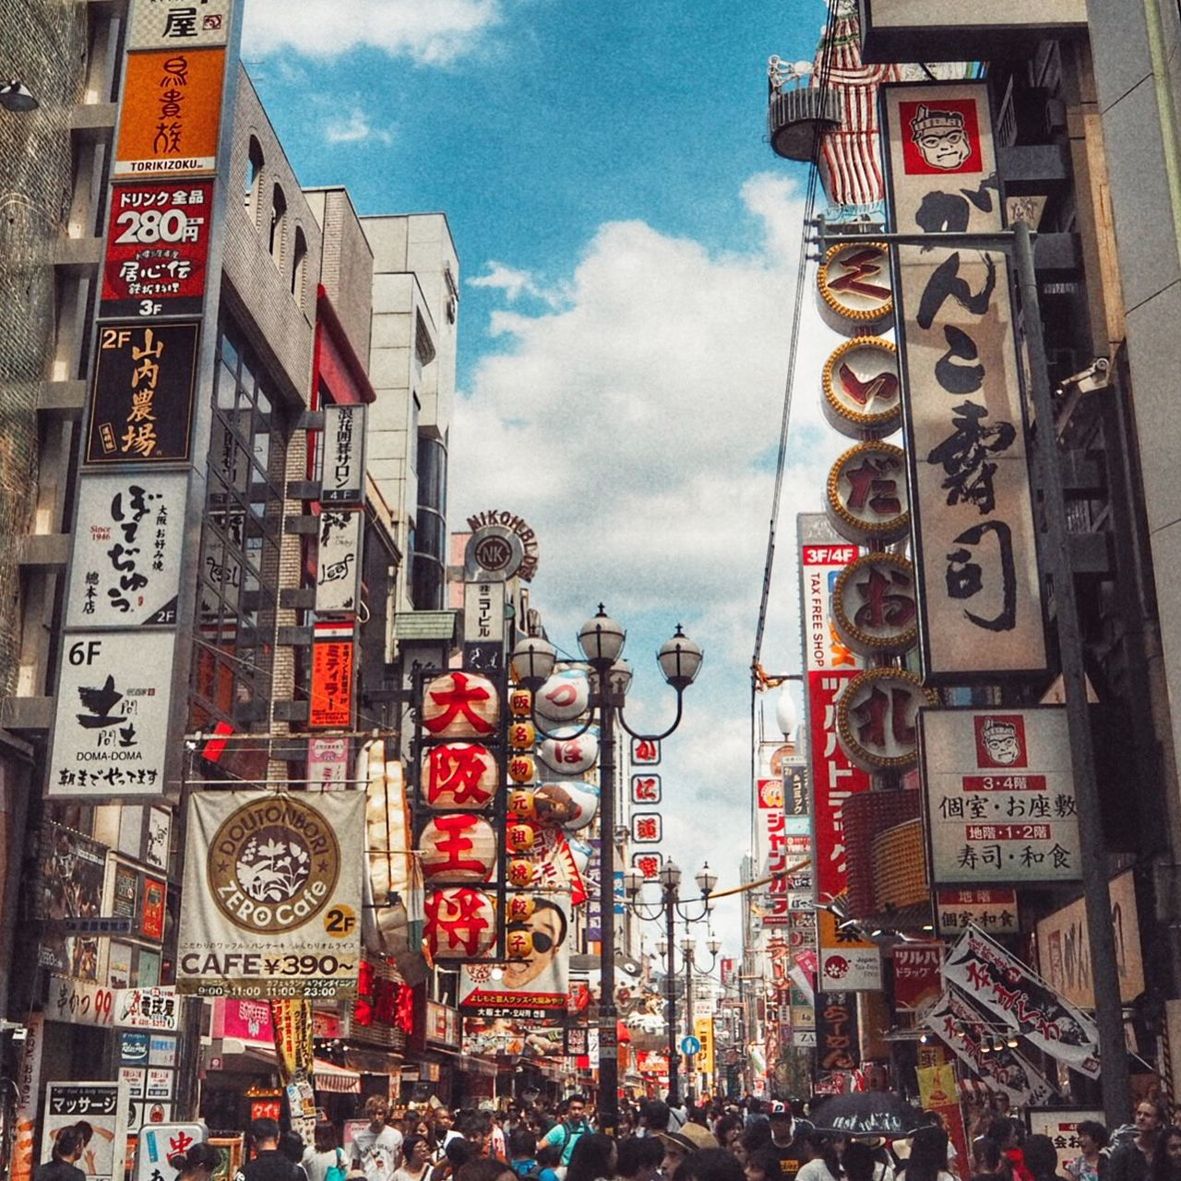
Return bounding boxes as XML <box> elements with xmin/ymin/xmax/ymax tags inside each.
<box><xmin>243</xmin><ymin>0</ymin><xmax>841</xmax><ymax>958</ymax></box>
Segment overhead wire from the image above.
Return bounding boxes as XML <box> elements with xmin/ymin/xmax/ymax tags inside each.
<box><xmin>747</xmin><ymin>0</ymin><xmax>839</xmax><ymax>919</ymax></box>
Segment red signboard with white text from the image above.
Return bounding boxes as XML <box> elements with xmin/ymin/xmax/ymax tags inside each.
<box><xmin>799</xmin><ymin>515</ymin><xmax>869</xmax><ymax>902</ymax></box>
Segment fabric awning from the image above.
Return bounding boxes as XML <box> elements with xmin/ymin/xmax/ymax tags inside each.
<box><xmin>313</xmin><ymin>1058</ymin><xmax>362</xmax><ymax>1094</ymax></box>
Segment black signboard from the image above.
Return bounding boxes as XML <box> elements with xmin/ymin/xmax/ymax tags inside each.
<box><xmin>815</xmin><ymin>990</ymin><xmax>860</xmax><ymax>1073</ymax></box>
<box><xmin>86</xmin><ymin>321</ymin><xmax>199</xmax><ymax>465</ymax></box>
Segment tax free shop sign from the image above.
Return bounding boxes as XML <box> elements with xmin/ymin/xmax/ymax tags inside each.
<box><xmin>177</xmin><ymin>791</ymin><xmax>364</xmax><ymax>999</ymax></box>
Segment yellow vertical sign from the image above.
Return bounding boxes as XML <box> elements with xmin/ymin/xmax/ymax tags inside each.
<box><xmin>694</xmin><ymin>1016</ymin><xmax>715</xmax><ymax>1074</ymax></box>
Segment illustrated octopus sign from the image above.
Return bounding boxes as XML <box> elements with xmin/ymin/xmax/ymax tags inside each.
<box><xmin>881</xmin><ymin>82</ymin><xmax>1046</xmax><ymax>680</ymax></box>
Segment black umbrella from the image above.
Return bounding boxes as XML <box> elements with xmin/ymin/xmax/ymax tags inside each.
<box><xmin>807</xmin><ymin>1091</ymin><xmax>925</xmax><ymax>1137</ymax></box>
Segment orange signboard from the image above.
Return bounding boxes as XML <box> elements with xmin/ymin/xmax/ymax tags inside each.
<box><xmin>310</xmin><ymin>641</ymin><xmax>354</xmax><ymax>728</ymax></box>
<box><xmin>116</xmin><ymin>48</ymin><xmax>225</xmax><ymax>177</ymax></box>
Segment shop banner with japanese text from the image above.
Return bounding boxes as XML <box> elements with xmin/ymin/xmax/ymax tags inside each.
<box><xmin>943</xmin><ymin>925</ymin><xmax>1099</xmax><ymax>1077</ymax></box>
<box><xmin>178</xmin><ymin>792</ymin><xmax>363</xmax><ymax>999</ymax></box>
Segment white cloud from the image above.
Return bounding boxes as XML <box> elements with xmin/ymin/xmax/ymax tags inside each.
<box><xmin>468</xmin><ymin>261</ymin><xmax>564</xmax><ymax>306</ymax></box>
<box><xmin>449</xmin><ymin>173</ymin><xmax>864</xmax><ymax>956</ymax></box>
<box><xmin>242</xmin><ymin>0</ymin><xmax>506</xmax><ymax>63</ymax></box>
<box><xmin>323</xmin><ymin>108</ymin><xmax>394</xmax><ymax>146</ymax></box>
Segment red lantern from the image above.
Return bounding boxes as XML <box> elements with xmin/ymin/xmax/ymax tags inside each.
<box><xmin>419</xmin><ymin>814</ymin><xmax>497</xmax><ymax>882</ymax></box>
<box><xmin>508</xmin><ymin>755</ymin><xmax>536</xmax><ymax>784</ymax></box>
<box><xmin>420</xmin><ymin>742</ymin><xmax>497</xmax><ymax>811</ymax></box>
<box><xmin>422</xmin><ymin>671</ymin><xmax>499</xmax><ymax>738</ymax></box>
<box><xmin>424</xmin><ymin>888</ymin><xmax>496</xmax><ymax>959</ymax></box>
<box><xmin>506</xmin><ymin>822</ymin><xmax>536</xmax><ymax>853</ymax></box>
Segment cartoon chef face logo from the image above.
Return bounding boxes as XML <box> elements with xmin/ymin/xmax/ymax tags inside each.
<box><xmin>973</xmin><ymin>715</ymin><xmax>1028</xmax><ymax>769</ymax></box>
<box><xmin>900</xmin><ymin>97</ymin><xmax>983</xmax><ymax>175</ymax></box>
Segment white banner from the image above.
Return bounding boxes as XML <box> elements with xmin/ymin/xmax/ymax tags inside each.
<box><xmin>178</xmin><ymin>791</ymin><xmax>363</xmax><ymax>998</ymax></box>
<box><xmin>924</xmin><ymin>989</ymin><xmax>1058</xmax><ymax>1105</ymax></box>
<box><xmin>943</xmin><ymin>924</ymin><xmax>1099</xmax><ymax>1077</ymax></box>
<box><xmin>315</xmin><ymin>509</ymin><xmax>363</xmax><ymax>615</ymax></box>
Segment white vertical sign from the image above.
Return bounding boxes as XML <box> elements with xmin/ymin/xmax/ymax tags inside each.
<box><xmin>321</xmin><ymin>404</ymin><xmax>366</xmax><ymax>504</ymax></box>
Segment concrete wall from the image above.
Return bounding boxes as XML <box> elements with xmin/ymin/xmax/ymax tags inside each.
<box><xmin>1087</xmin><ymin>0</ymin><xmax>1181</xmax><ymax>801</ymax></box>
<box><xmin>306</xmin><ymin>186</ymin><xmax>374</xmax><ymax>365</ymax></box>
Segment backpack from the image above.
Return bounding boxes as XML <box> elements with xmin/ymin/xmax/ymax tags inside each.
<box><xmin>326</xmin><ymin>1149</ymin><xmax>347</xmax><ymax>1181</ymax></box>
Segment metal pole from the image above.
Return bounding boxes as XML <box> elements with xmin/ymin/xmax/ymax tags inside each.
<box><xmin>598</xmin><ymin>699</ymin><xmax>619</xmax><ymax>1134</ymax></box>
<box><xmin>667</xmin><ymin>893</ymin><xmax>679</xmax><ymax>1105</ymax></box>
<box><xmin>1014</xmin><ymin>219</ymin><xmax>1130</xmax><ymax>1125</ymax></box>
<box><xmin>685</xmin><ymin>935</ymin><xmax>696</xmax><ymax>1101</ymax></box>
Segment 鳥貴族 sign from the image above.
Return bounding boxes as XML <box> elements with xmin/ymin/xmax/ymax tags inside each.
<box><xmin>101</xmin><ymin>182</ymin><xmax>213</xmax><ymax>318</ymax></box>
<box><xmin>65</xmin><ymin>472</ymin><xmax>187</xmax><ymax>628</ymax></box>
<box><xmin>85</xmin><ymin>322</ymin><xmax>199</xmax><ymax>465</ymax></box>
<box><xmin>47</xmin><ymin>632</ymin><xmax>176</xmax><ymax>799</ymax></box>
<box><xmin>115</xmin><ymin>49</ymin><xmax>225</xmax><ymax>177</ymax></box>
<box><xmin>177</xmin><ymin>791</ymin><xmax>363</xmax><ymax>999</ymax></box>
<box><xmin>919</xmin><ymin>707</ymin><xmax>1080</xmax><ymax>885</ymax></box>
<box><xmin>881</xmin><ymin>82</ymin><xmax>1045</xmax><ymax>680</ymax></box>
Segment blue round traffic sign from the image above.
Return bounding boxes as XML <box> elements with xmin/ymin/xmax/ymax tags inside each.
<box><xmin>680</xmin><ymin>1035</ymin><xmax>702</xmax><ymax>1055</ymax></box>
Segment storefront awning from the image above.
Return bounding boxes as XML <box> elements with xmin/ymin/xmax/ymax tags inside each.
<box><xmin>313</xmin><ymin>1058</ymin><xmax>362</xmax><ymax>1095</ymax></box>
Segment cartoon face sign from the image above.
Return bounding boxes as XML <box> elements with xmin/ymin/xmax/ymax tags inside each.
<box><xmin>973</xmin><ymin>714</ymin><xmax>1028</xmax><ymax>768</ymax></box>
<box><xmin>900</xmin><ymin>99</ymin><xmax>983</xmax><ymax>175</ymax></box>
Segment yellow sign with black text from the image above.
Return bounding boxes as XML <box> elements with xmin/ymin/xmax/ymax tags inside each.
<box><xmin>694</xmin><ymin>1016</ymin><xmax>714</xmax><ymax>1074</ymax></box>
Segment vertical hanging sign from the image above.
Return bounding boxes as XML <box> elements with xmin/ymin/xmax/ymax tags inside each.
<box><xmin>881</xmin><ymin>82</ymin><xmax>1046</xmax><ymax>680</ymax></box>
<box><xmin>320</xmin><ymin>404</ymin><xmax>366</xmax><ymax>505</ymax></box>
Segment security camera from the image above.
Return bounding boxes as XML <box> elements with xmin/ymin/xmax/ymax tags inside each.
<box><xmin>1057</xmin><ymin>357</ymin><xmax>1111</xmax><ymax>397</ymax></box>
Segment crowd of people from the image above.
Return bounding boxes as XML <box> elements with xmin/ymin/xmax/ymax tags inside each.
<box><xmin>90</xmin><ymin>1093</ymin><xmax>1181</xmax><ymax>1181</ymax></box>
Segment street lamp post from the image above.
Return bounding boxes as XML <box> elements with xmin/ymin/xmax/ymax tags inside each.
<box><xmin>624</xmin><ymin>859</ymin><xmax>716</xmax><ymax>1105</ymax></box>
<box><xmin>511</xmin><ymin>609</ymin><xmax>702</xmax><ymax>1135</ymax></box>
<box><xmin>680</xmin><ymin>931</ymin><xmax>721</xmax><ymax>1100</ymax></box>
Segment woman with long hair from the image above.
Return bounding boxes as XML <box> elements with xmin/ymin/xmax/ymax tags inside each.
<box><xmin>899</xmin><ymin>1126</ymin><xmax>955</xmax><ymax>1181</ymax></box>
<box><xmin>1149</xmin><ymin>1126</ymin><xmax>1181</xmax><ymax>1181</ymax></box>
<box><xmin>566</xmin><ymin>1134</ymin><xmax>617</xmax><ymax>1181</ymax></box>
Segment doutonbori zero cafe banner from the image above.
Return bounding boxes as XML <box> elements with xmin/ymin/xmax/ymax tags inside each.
<box><xmin>924</xmin><ymin>989</ymin><xmax>1057</xmax><ymax>1106</ymax></box>
<box><xmin>943</xmin><ymin>923</ymin><xmax>1100</xmax><ymax>1077</ymax></box>
<box><xmin>881</xmin><ymin>82</ymin><xmax>1046</xmax><ymax>681</ymax></box>
<box><xmin>178</xmin><ymin>792</ymin><xmax>363</xmax><ymax>998</ymax></box>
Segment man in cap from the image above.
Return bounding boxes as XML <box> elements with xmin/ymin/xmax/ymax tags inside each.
<box><xmin>766</xmin><ymin>1105</ymin><xmax>810</xmax><ymax>1180</ymax></box>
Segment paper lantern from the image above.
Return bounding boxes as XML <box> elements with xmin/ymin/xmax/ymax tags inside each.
<box><xmin>509</xmin><ymin>688</ymin><xmax>533</xmax><ymax>718</ymax></box>
<box><xmin>537</xmin><ymin>730</ymin><xmax>599</xmax><ymax>775</ymax></box>
<box><xmin>534</xmin><ymin>669</ymin><xmax>591</xmax><ymax>723</ymax></box>
<box><xmin>508</xmin><ymin>755</ymin><xmax>536</xmax><ymax>784</ymax></box>
<box><xmin>507</xmin><ymin>789</ymin><xmax>537</xmax><ymax>820</ymax></box>
<box><xmin>533</xmin><ymin>781</ymin><xmax>599</xmax><ymax>831</ymax></box>
<box><xmin>507</xmin><ymin>894</ymin><xmax>535</xmax><ymax>923</ymax></box>
<box><xmin>424</xmin><ymin>887</ymin><xmax>496</xmax><ymax>959</ymax></box>
<box><xmin>419</xmin><ymin>814</ymin><xmax>497</xmax><ymax>882</ymax></box>
<box><xmin>506</xmin><ymin>822</ymin><xmax>537</xmax><ymax>853</ymax></box>
<box><xmin>422</xmin><ymin>671</ymin><xmax>499</xmax><ymax>738</ymax></box>
<box><xmin>507</xmin><ymin>858</ymin><xmax>535</xmax><ymax>888</ymax></box>
<box><xmin>508</xmin><ymin>721</ymin><xmax>536</xmax><ymax>751</ymax></box>
<box><xmin>506</xmin><ymin>929</ymin><xmax>534</xmax><ymax>960</ymax></box>
<box><xmin>420</xmin><ymin>742</ymin><xmax>498</xmax><ymax>811</ymax></box>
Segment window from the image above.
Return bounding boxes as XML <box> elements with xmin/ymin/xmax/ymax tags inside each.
<box><xmin>291</xmin><ymin>226</ymin><xmax>308</xmax><ymax>303</ymax></box>
<box><xmin>191</xmin><ymin>325</ymin><xmax>289</xmax><ymax>739</ymax></box>
<box><xmin>268</xmin><ymin>183</ymin><xmax>287</xmax><ymax>264</ymax></box>
<box><xmin>244</xmin><ymin>136</ymin><xmax>263</xmax><ymax>216</ymax></box>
